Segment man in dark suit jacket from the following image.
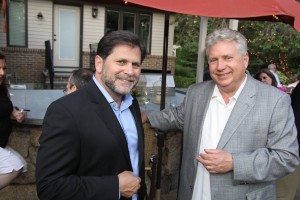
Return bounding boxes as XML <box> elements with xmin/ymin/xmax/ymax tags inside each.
<box><xmin>36</xmin><ymin>31</ymin><xmax>147</xmax><ymax>200</ymax></box>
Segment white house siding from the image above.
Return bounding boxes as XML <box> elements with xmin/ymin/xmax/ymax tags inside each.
<box><xmin>28</xmin><ymin>0</ymin><xmax>53</xmax><ymax>49</ymax></box>
<box><xmin>168</xmin><ymin>15</ymin><xmax>175</xmax><ymax>56</ymax></box>
<box><xmin>151</xmin><ymin>13</ymin><xmax>174</xmax><ymax>56</ymax></box>
<box><xmin>0</xmin><ymin>0</ymin><xmax>52</xmax><ymax>48</ymax></box>
<box><xmin>0</xmin><ymin>0</ymin><xmax>175</xmax><ymax>57</ymax></box>
<box><xmin>82</xmin><ymin>4</ymin><xmax>105</xmax><ymax>52</ymax></box>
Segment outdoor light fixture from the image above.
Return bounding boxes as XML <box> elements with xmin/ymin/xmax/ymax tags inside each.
<box><xmin>92</xmin><ymin>7</ymin><xmax>98</xmax><ymax>18</ymax></box>
<box><xmin>272</xmin><ymin>15</ymin><xmax>279</xmax><ymax>21</ymax></box>
<box><xmin>37</xmin><ymin>12</ymin><xmax>43</xmax><ymax>19</ymax></box>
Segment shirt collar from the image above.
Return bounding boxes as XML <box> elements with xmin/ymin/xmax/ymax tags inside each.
<box><xmin>92</xmin><ymin>76</ymin><xmax>133</xmax><ymax>110</ymax></box>
<box><xmin>212</xmin><ymin>74</ymin><xmax>248</xmax><ymax>101</ymax></box>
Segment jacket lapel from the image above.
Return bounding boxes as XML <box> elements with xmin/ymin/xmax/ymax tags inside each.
<box><xmin>87</xmin><ymin>81</ymin><xmax>132</xmax><ymax>168</ymax></box>
<box><xmin>217</xmin><ymin>77</ymin><xmax>257</xmax><ymax>149</ymax></box>
<box><xmin>129</xmin><ymin>98</ymin><xmax>144</xmax><ymax>170</ymax></box>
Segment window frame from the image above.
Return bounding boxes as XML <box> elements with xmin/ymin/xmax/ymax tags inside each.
<box><xmin>7</xmin><ymin>0</ymin><xmax>28</xmax><ymax>47</ymax></box>
<box><xmin>105</xmin><ymin>6</ymin><xmax>152</xmax><ymax>54</ymax></box>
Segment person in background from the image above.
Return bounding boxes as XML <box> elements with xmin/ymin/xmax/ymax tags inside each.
<box><xmin>288</xmin><ymin>73</ymin><xmax>300</xmax><ymax>88</ymax></box>
<box><xmin>36</xmin><ymin>31</ymin><xmax>147</xmax><ymax>200</ymax></box>
<box><xmin>64</xmin><ymin>68</ymin><xmax>94</xmax><ymax>95</ymax></box>
<box><xmin>0</xmin><ymin>52</ymin><xmax>27</xmax><ymax>190</ymax></box>
<box><xmin>286</xmin><ymin>73</ymin><xmax>300</xmax><ymax>94</ymax></box>
<box><xmin>276</xmin><ymin>81</ymin><xmax>300</xmax><ymax>200</ymax></box>
<box><xmin>254</xmin><ymin>68</ymin><xmax>277</xmax><ymax>88</ymax></box>
<box><xmin>142</xmin><ymin>28</ymin><xmax>299</xmax><ymax>200</ymax></box>
<box><xmin>203</xmin><ymin>69</ymin><xmax>212</xmax><ymax>81</ymax></box>
<box><xmin>268</xmin><ymin>63</ymin><xmax>286</xmax><ymax>92</ymax></box>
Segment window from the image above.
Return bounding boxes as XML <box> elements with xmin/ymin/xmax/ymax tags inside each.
<box><xmin>7</xmin><ymin>0</ymin><xmax>27</xmax><ymax>47</ymax></box>
<box><xmin>106</xmin><ymin>8</ymin><xmax>151</xmax><ymax>53</ymax></box>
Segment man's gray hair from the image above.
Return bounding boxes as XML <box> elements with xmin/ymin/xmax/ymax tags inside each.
<box><xmin>205</xmin><ymin>28</ymin><xmax>248</xmax><ymax>57</ymax></box>
<box><xmin>268</xmin><ymin>64</ymin><xmax>276</xmax><ymax>70</ymax></box>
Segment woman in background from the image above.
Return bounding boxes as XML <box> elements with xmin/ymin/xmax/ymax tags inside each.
<box><xmin>0</xmin><ymin>52</ymin><xmax>27</xmax><ymax>190</ymax></box>
<box><xmin>254</xmin><ymin>68</ymin><xmax>278</xmax><ymax>87</ymax></box>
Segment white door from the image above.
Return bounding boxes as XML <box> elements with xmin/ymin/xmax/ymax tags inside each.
<box><xmin>53</xmin><ymin>5</ymin><xmax>80</xmax><ymax>70</ymax></box>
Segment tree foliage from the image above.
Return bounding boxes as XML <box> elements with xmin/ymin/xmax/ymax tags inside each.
<box><xmin>174</xmin><ymin>15</ymin><xmax>300</xmax><ymax>87</ymax></box>
<box><xmin>239</xmin><ymin>20</ymin><xmax>300</xmax><ymax>79</ymax></box>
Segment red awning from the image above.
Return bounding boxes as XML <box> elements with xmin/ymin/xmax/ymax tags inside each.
<box><xmin>127</xmin><ymin>0</ymin><xmax>300</xmax><ymax>32</ymax></box>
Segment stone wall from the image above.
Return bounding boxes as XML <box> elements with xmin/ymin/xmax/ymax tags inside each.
<box><xmin>0</xmin><ymin>124</ymin><xmax>40</xmax><ymax>200</ymax></box>
<box><xmin>0</xmin><ymin>123</ymin><xmax>182</xmax><ymax>200</ymax></box>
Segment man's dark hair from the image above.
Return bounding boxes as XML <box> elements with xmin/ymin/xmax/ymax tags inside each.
<box><xmin>69</xmin><ymin>68</ymin><xmax>94</xmax><ymax>90</ymax></box>
<box><xmin>97</xmin><ymin>30</ymin><xmax>146</xmax><ymax>63</ymax></box>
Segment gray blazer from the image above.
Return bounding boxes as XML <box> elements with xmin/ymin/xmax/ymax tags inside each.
<box><xmin>148</xmin><ymin>76</ymin><xmax>299</xmax><ymax>200</ymax></box>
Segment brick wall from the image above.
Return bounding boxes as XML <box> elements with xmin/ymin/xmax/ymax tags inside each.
<box><xmin>0</xmin><ymin>47</ymin><xmax>45</xmax><ymax>84</ymax></box>
<box><xmin>0</xmin><ymin>47</ymin><xmax>176</xmax><ymax>86</ymax></box>
<box><xmin>142</xmin><ymin>55</ymin><xmax>176</xmax><ymax>75</ymax></box>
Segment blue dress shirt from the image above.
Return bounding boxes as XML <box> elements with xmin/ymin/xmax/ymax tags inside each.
<box><xmin>93</xmin><ymin>76</ymin><xmax>139</xmax><ymax>200</ymax></box>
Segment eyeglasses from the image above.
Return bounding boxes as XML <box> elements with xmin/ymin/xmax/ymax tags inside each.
<box><xmin>63</xmin><ymin>84</ymin><xmax>74</xmax><ymax>95</ymax></box>
<box><xmin>63</xmin><ymin>88</ymin><xmax>68</xmax><ymax>95</ymax></box>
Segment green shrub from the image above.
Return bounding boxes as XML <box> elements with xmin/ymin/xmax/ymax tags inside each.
<box><xmin>175</xmin><ymin>76</ymin><xmax>195</xmax><ymax>88</ymax></box>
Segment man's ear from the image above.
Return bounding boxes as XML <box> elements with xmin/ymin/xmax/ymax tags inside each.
<box><xmin>95</xmin><ymin>55</ymin><xmax>103</xmax><ymax>73</ymax></box>
<box><xmin>70</xmin><ymin>85</ymin><xmax>78</xmax><ymax>93</ymax></box>
<box><xmin>243</xmin><ymin>52</ymin><xmax>249</xmax><ymax>69</ymax></box>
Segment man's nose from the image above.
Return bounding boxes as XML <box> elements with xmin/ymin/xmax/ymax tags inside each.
<box><xmin>124</xmin><ymin>64</ymin><xmax>135</xmax><ymax>75</ymax></box>
<box><xmin>216</xmin><ymin>60</ymin><xmax>226</xmax><ymax>70</ymax></box>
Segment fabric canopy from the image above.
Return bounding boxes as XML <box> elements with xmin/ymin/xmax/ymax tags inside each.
<box><xmin>127</xmin><ymin>0</ymin><xmax>300</xmax><ymax>32</ymax></box>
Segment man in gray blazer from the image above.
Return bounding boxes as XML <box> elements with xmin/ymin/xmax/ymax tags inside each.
<box><xmin>142</xmin><ymin>28</ymin><xmax>299</xmax><ymax>200</ymax></box>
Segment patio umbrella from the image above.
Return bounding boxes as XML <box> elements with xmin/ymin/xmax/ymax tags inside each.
<box><xmin>127</xmin><ymin>0</ymin><xmax>300</xmax><ymax>32</ymax></box>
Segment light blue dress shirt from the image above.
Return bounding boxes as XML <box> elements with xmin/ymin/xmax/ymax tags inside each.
<box><xmin>93</xmin><ymin>76</ymin><xmax>139</xmax><ymax>200</ymax></box>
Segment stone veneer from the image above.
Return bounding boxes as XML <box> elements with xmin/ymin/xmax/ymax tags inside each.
<box><xmin>0</xmin><ymin>123</ymin><xmax>182</xmax><ymax>200</ymax></box>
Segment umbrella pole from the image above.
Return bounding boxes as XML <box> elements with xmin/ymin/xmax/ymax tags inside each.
<box><xmin>154</xmin><ymin>13</ymin><xmax>169</xmax><ymax>199</ymax></box>
<box><xmin>160</xmin><ymin>13</ymin><xmax>169</xmax><ymax>111</ymax></box>
<box><xmin>155</xmin><ymin>130</ymin><xmax>165</xmax><ymax>200</ymax></box>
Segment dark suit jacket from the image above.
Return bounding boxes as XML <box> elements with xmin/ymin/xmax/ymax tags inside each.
<box><xmin>291</xmin><ymin>82</ymin><xmax>300</xmax><ymax>153</ymax></box>
<box><xmin>36</xmin><ymin>80</ymin><xmax>146</xmax><ymax>200</ymax></box>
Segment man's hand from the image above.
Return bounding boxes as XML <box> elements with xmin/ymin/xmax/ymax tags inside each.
<box><xmin>118</xmin><ymin>171</ymin><xmax>141</xmax><ymax>198</ymax></box>
<box><xmin>196</xmin><ymin>149</ymin><xmax>233</xmax><ymax>174</ymax></box>
<box><xmin>141</xmin><ymin>112</ymin><xmax>149</xmax><ymax>124</ymax></box>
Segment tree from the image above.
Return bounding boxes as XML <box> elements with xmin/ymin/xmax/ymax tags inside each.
<box><xmin>239</xmin><ymin>20</ymin><xmax>300</xmax><ymax>81</ymax></box>
<box><xmin>174</xmin><ymin>15</ymin><xmax>300</xmax><ymax>87</ymax></box>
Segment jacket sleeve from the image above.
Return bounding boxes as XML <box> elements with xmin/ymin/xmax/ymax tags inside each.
<box><xmin>233</xmin><ymin>93</ymin><xmax>300</xmax><ymax>182</ymax></box>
